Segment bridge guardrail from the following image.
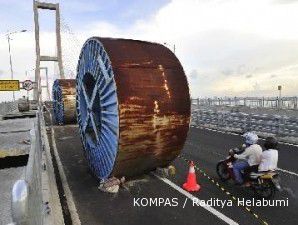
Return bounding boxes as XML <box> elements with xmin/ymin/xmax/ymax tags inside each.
<box><xmin>191</xmin><ymin>97</ymin><xmax>298</xmax><ymax>110</ymax></box>
<box><xmin>11</xmin><ymin>112</ymin><xmax>43</xmax><ymax>225</ymax></box>
<box><xmin>191</xmin><ymin>109</ymin><xmax>298</xmax><ymax>138</ymax></box>
<box><xmin>0</xmin><ymin>101</ymin><xmax>18</xmax><ymax>115</ymax></box>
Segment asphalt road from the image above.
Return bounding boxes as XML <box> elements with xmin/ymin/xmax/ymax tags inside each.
<box><xmin>50</xmin><ymin>123</ymin><xmax>298</xmax><ymax>225</ymax></box>
<box><xmin>182</xmin><ymin>126</ymin><xmax>298</xmax><ymax>225</ymax></box>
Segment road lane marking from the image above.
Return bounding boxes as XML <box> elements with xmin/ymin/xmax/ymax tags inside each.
<box><xmin>154</xmin><ymin>174</ymin><xmax>239</xmax><ymax>225</ymax></box>
<box><xmin>277</xmin><ymin>168</ymin><xmax>298</xmax><ymax>177</ymax></box>
<box><xmin>189</xmin><ymin>127</ymin><xmax>298</xmax><ymax>177</ymax></box>
<box><xmin>186</xmin><ymin>141</ymin><xmax>298</xmax><ymax>177</ymax></box>
<box><xmin>50</xmin><ymin>127</ymin><xmax>82</xmax><ymax>225</ymax></box>
<box><xmin>178</xmin><ymin>155</ymin><xmax>269</xmax><ymax>225</ymax></box>
<box><xmin>193</xmin><ymin>125</ymin><xmax>298</xmax><ymax>148</ymax></box>
<box><xmin>43</xmin><ymin>107</ymin><xmax>82</xmax><ymax>225</ymax></box>
<box><xmin>182</xmin><ymin>198</ymin><xmax>188</xmax><ymax>209</ymax></box>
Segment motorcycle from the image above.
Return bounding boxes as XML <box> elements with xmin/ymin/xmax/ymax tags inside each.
<box><xmin>216</xmin><ymin>148</ymin><xmax>281</xmax><ymax>199</ymax></box>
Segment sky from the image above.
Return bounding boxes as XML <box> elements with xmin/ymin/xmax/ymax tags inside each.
<box><xmin>0</xmin><ymin>0</ymin><xmax>298</xmax><ymax>101</ymax></box>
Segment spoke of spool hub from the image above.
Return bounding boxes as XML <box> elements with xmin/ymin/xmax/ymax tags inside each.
<box><xmin>89</xmin><ymin>75</ymin><xmax>101</xmax><ymax>110</ymax></box>
<box><xmin>101</xmin><ymin>111</ymin><xmax>117</xmax><ymax>116</ymax></box>
<box><xmin>89</xmin><ymin>112</ymin><xmax>100</xmax><ymax>143</ymax></box>
<box><xmin>101</xmin><ymin>100</ymin><xmax>116</xmax><ymax>107</ymax></box>
<box><xmin>101</xmin><ymin>88</ymin><xmax>115</xmax><ymax>102</ymax></box>
<box><xmin>97</xmin><ymin>56</ymin><xmax>109</xmax><ymax>80</ymax></box>
<box><xmin>82</xmin><ymin>113</ymin><xmax>90</xmax><ymax>134</ymax></box>
<box><xmin>81</xmin><ymin>84</ymin><xmax>90</xmax><ymax>108</ymax></box>
<box><xmin>102</xmin><ymin>117</ymin><xmax>118</xmax><ymax>129</ymax></box>
<box><xmin>100</xmin><ymin>78</ymin><xmax>113</xmax><ymax>96</ymax></box>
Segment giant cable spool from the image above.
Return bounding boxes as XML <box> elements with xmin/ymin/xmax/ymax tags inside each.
<box><xmin>52</xmin><ymin>79</ymin><xmax>76</xmax><ymax>125</ymax></box>
<box><xmin>76</xmin><ymin>37</ymin><xmax>190</xmax><ymax>180</ymax></box>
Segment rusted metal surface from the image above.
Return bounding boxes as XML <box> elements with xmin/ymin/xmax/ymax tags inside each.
<box><xmin>52</xmin><ymin>79</ymin><xmax>76</xmax><ymax>124</ymax></box>
<box><xmin>18</xmin><ymin>98</ymin><xmax>30</xmax><ymax>112</ymax></box>
<box><xmin>76</xmin><ymin>37</ymin><xmax>190</xmax><ymax>179</ymax></box>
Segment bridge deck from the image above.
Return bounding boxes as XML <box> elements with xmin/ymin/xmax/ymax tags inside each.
<box><xmin>52</xmin><ymin>125</ymin><xmax>229</xmax><ymax>225</ymax></box>
<box><xmin>0</xmin><ymin>118</ymin><xmax>35</xmax><ymax>225</ymax></box>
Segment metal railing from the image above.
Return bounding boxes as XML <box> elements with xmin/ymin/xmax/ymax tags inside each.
<box><xmin>0</xmin><ymin>101</ymin><xmax>18</xmax><ymax>115</ymax></box>
<box><xmin>11</xmin><ymin>108</ymin><xmax>65</xmax><ymax>225</ymax></box>
<box><xmin>191</xmin><ymin>97</ymin><xmax>298</xmax><ymax>110</ymax></box>
<box><xmin>191</xmin><ymin>109</ymin><xmax>298</xmax><ymax>138</ymax></box>
<box><xmin>11</xmin><ymin>112</ymin><xmax>43</xmax><ymax>225</ymax></box>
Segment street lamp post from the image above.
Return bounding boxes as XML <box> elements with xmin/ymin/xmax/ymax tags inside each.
<box><xmin>6</xmin><ymin>29</ymin><xmax>27</xmax><ymax>101</ymax></box>
<box><xmin>278</xmin><ymin>85</ymin><xmax>282</xmax><ymax>109</ymax></box>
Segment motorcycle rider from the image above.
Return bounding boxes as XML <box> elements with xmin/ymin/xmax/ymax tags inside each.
<box><xmin>231</xmin><ymin>132</ymin><xmax>262</xmax><ymax>185</ymax></box>
<box><xmin>258</xmin><ymin>137</ymin><xmax>279</xmax><ymax>172</ymax></box>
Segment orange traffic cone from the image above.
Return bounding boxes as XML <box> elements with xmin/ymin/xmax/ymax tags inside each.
<box><xmin>183</xmin><ymin>161</ymin><xmax>201</xmax><ymax>192</ymax></box>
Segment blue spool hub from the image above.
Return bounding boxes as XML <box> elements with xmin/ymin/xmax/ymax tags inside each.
<box><xmin>76</xmin><ymin>39</ymin><xmax>119</xmax><ymax>180</ymax></box>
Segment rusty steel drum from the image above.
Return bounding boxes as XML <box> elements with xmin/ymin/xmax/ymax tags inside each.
<box><xmin>76</xmin><ymin>37</ymin><xmax>190</xmax><ymax>180</ymax></box>
<box><xmin>52</xmin><ymin>79</ymin><xmax>76</xmax><ymax>124</ymax></box>
<box><xmin>18</xmin><ymin>98</ymin><xmax>30</xmax><ymax>112</ymax></box>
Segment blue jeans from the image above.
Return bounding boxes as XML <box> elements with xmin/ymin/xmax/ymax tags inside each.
<box><xmin>233</xmin><ymin>160</ymin><xmax>249</xmax><ymax>184</ymax></box>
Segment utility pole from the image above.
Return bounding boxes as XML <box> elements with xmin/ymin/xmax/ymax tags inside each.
<box><xmin>6</xmin><ymin>30</ymin><xmax>27</xmax><ymax>101</ymax></box>
<box><xmin>7</xmin><ymin>33</ymin><xmax>14</xmax><ymax>101</ymax></box>
<box><xmin>278</xmin><ymin>85</ymin><xmax>282</xmax><ymax>109</ymax></box>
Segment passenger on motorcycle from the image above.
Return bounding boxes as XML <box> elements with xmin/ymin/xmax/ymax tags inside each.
<box><xmin>231</xmin><ymin>132</ymin><xmax>262</xmax><ymax>185</ymax></box>
<box><xmin>259</xmin><ymin>137</ymin><xmax>278</xmax><ymax>172</ymax></box>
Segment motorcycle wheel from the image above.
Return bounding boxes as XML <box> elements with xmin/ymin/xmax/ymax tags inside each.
<box><xmin>216</xmin><ymin>161</ymin><xmax>231</xmax><ymax>181</ymax></box>
<box><xmin>253</xmin><ymin>179</ymin><xmax>276</xmax><ymax>199</ymax></box>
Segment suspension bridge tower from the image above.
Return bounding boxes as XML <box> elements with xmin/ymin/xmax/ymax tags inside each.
<box><xmin>33</xmin><ymin>0</ymin><xmax>65</xmax><ymax>101</ymax></box>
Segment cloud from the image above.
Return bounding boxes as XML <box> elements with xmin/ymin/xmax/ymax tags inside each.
<box><xmin>189</xmin><ymin>70</ymin><xmax>199</xmax><ymax>80</ymax></box>
<box><xmin>253</xmin><ymin>82</ymin><xmax>261</xmax><ymax>91</ymax></box>
<box><xmin>35</xmin><ymin>0</ymin><xmax>298</xmax><ymax>98</ymax></box>
<box><xmin>1</xmin><ymin>0</ymin><xmax>298</xmax><ymax>101</ymax></box>
<box><xmin>60</xmin><ymin>1</ymin><xmax>105</xmax><ymax>13</ymax></box>
<box><xmin>274</xmin><ymin>0</ymin><xmax>298</xmax><ymax>4</ymax></box>
<box><xmin>222</xmin><ymin>69</ymin><xmax>234</xmax><ymax>76</ymax></box>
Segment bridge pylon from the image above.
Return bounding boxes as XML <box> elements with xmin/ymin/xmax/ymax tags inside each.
<box><xmin>33</xmin><ymin>0</ymin><xmax>64</xmax><ymax>101</ymax></box>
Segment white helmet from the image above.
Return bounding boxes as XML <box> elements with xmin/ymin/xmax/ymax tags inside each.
<box><xmin>243</xmin><ymin>132</ymin><xmax>258</xmax><ymax>145</ymax></box>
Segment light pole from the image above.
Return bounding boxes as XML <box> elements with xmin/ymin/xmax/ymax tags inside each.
<box><xmin>6</xmin><ymin>29</ymin><xmax>27</xmax><ymax>101</ymax></box>
<box><xmin>278</xmin><ymin>85</ymin><xmax>282</xmax><ymax>109</ymax></box>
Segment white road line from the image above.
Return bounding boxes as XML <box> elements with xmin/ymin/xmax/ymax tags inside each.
<box><xmin>154</xmin><ymin>174</ymin><xmax>239</xmax><ymax>225</ymax></box>
<box><xmin>279</xmin><ymin>141</ymin><xmax>298</xmax><ymax>148</ymax></box>
<box><xmin>277</xmin><ymin>168</ymin><xmax>298</xmax><ymax>177</ymax></box>
<box><xmin>186</xmin><ymin>139</ymin><xmax>298</xmax><ymax>178</ymax></box>
<box><xmin>49</xmin><ymin>121</ymin><xmax>82</xmax><ymax>224</ymax></box>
